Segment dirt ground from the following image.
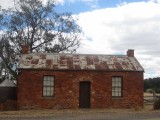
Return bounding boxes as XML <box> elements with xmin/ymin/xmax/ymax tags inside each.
<box><xmin>0</xmin><ymin>105</ymin><xmax>160</xmax><ymax>120</ymax></box>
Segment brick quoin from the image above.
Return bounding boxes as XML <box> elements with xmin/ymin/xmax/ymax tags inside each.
<box><xmin>17</xmin><ymin>70</ymin><xmax>144</xmax><ymax>110</ymax></box>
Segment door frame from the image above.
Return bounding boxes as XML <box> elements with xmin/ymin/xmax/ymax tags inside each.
<box><xmin>79</xmin><ymin>81</ymin><xmax>91</xmax><ymax>108</ymax></box>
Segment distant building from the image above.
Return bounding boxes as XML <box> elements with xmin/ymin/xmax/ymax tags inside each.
<box><xmin>0</xmin><ymin>79</ymin><xmax>17</xmax><ymax>111</ymax></box>
<box><xmin>17</xmin><ymin>46</ymin><xmax>144</xmax><ymax>109</ymax></box>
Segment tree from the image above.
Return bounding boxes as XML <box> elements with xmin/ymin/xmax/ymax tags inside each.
<box><xmin>144</xmin><ymin>77</ymin><xmax>160</xmax><ymax>93</ymax></box>
<box><xmin>0</xmin><ymin>0</ymin><xmax>81</xmax><ymax>79</ymax></box>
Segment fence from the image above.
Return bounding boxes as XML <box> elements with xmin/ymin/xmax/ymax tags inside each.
<box><xmin>144</xmin><ymin>94</ymin><xmax>160</xmax><ymax>105</ymax></box>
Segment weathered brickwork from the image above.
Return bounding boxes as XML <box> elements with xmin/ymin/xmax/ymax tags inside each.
<box><xmin>17</xmin><ymin>70</ymin><xmax>143</xmax><ymax>110</ymax></box>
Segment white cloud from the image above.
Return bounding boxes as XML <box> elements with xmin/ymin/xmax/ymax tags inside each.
<box><xmin>0</xmin><ymin>0</ymin><xmax>14</xmax><ymax>9</ymax></box>
<box><xmin>0</xmin><ymin>0</ymin><xmax>65</xmax><ymax>9</ymax></box>
<box><xmin>1</xmin><ymin>0</ymin><xmax>160</xmax><ymax>79</ymax></box>
<box><xmin>149</xmin><ymin>0</ymin><xmax>160</xmax><ymax>3</ymax></box>
<box><xmin>76</xmin><ymin>1</ymin><xmax>160</xmax><ymax>78</ymax></box>
<box><xmin>51</xmin><ymin>0</ymin><xmax>65</xmax><ymax>5</ymax></box>
<box><xmin>0</xmin><ymin>0</ymin><xmax>99</xmax><ymax>10</ymax></box>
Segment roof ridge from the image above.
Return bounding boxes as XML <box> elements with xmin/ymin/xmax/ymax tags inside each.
<box><xmin>22</xmin><ymin>53</ymin><xmax>127</xmax><ymax>56</ymax></box>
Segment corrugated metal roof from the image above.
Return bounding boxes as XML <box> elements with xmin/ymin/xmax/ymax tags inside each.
<box><xmin>0</xmin><ymin>79</ymin><xmax>17</xmax><ymax>87</ymax></box>
<box><xmin>18</xmin><ymin>53</ymin><xmax>144</xmax><ymax>71</ymax></box>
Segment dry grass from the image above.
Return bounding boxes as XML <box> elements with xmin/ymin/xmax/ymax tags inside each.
<box><xmin>0</xmin><ymin>105</ymin><xmax>158</xmax><ymax>118</ymax></box>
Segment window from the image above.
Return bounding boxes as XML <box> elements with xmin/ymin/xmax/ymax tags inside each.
<box><xmin>43</xmin><ymin>76</ymin><xmax>54</xmax><ymax>97</ymax></box>
<box><xmin>112</xmin><ymin>76</ymin><xmax>122</xmax><ymax>97</ymax></box>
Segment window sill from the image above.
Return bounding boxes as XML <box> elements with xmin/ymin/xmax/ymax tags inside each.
<box><xmin>112</xmin><ymin>97</ymin><xmax>123</xmax><ymax>100</ymax></box>
<box><xmin>41</xmin><ymin>97</ymin><xmax>55</xmax><ymax>99</ymax></box>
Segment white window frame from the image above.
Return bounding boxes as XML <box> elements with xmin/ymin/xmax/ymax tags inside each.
<box><xmin>112</xmin><ymin>76</ymin><xmax>123</xmax><ymax>98</ymax></box>
<box><xmin>43</xmin><ymin>76</ymin><xmax>54</xmax><ymax>97</ymax></box>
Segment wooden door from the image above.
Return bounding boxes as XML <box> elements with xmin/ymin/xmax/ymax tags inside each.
<box><xmin>79</xmin><ymin>81</ymin><xmax>90</xmax><ymax>108</ymax></box>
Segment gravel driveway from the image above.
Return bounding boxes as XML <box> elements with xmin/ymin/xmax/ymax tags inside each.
<box><xmin>0</xmin><ymin>109</ymin><xmax>159</xmax><ymax>120</ymax></box>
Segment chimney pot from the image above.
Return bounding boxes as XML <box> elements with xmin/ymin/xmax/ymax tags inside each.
<box><xmin>21</xmin><ymin>45</ymin><xmax>29</xmax><ymax>54</ymax></box>
<box><xmin>127</xmin><ymin>49</ymin><xmax>134</xmax><ymax>57</ymax></box>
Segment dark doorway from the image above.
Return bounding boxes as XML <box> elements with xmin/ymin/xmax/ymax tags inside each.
<box><xmin>79</xmin><ymin>81</ymin><xmax>90</xmax><ymax>108</ymax></box>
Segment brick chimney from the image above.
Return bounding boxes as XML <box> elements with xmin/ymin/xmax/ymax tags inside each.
<box><xmin>127</xmin><ymin>49</ymin><xmax>134</xmax><ymax>57</ymax></box>
<box><xmin>21</xmin><ymin>45</ymin><xmax>29</xmax><ymax>54</ymax></box>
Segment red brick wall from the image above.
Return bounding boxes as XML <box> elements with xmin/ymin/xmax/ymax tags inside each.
<box><xmin>17</xmin><ymin>70</ymin><xmax>144</xmax><ymax>109</ymax></box>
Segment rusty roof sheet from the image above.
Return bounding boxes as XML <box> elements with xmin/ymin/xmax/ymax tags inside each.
<box><xmin>18</xmin><ymin>53</ymin><xmax>144</xmax><ymax>71</ymax></box>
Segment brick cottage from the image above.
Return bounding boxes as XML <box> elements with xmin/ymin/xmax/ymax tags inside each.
<box><xmin>17</xmin><ymin>47</ymin><xmax>144</xmax><ymax>110</ymax></box>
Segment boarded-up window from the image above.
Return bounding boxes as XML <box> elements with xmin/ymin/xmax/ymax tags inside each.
<box><xmin>112</xmin><ymin>76</ymin><xmax>122</xmax><ymax>97</ymax></box>
<box><xmin>43</xmin><ymin>76</ymin><xmax>54</xmax><ymax>97</ymax></box>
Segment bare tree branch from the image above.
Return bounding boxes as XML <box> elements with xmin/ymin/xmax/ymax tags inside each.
<box><xmin>0</xmin><ymin>0</ymin><xmax>82</xmax><ymax>79</ymax></box>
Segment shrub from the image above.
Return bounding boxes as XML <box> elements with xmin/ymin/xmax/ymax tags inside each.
<box><xmin>146</xmin><ymin>89</ymin><xmax>155</xmax><ymax>94</ymax></box>
<box><xmin>153</xmin><ymin>98</ymin><xmax>160</xmax><ymax>110</ymax></box>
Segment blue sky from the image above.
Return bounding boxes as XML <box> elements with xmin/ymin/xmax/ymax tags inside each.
<box><xmin>1</xmin><ymin>0</ymin><xmax>160</xmax><ymax>78</ymax></box>
<box><xmin>55</xmin><ymin>0</ymin><xmax>160</xmax><ymax>78</ymax></box>
<box><xmin>55</xmin><ymin>0</ymin><xmax>149</xmax><ymax>14</ymax></box>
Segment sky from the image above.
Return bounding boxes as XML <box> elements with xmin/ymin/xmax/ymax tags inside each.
<box><xmin>1</xmin><ymin>0</ymin><xmax>160</xmax><ymax>78</ymax></box>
